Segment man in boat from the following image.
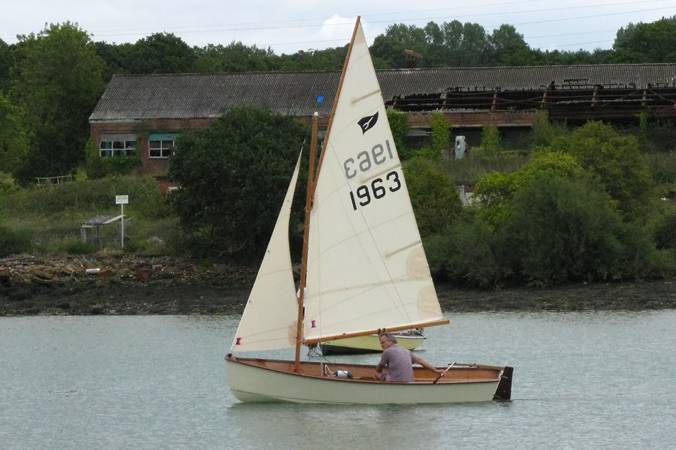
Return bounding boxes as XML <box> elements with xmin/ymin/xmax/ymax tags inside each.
<box><xmin>375</xmin><ymin>332</ymin><xmax>441</xmax><ymax>382</ymax></box>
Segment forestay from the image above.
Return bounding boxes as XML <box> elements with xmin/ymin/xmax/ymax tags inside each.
<box><xmin>303</xmin><ymin>20</ymin><xmax>446</xmax><ymax>344</ymax></box>
<box><xmin>231</xmin><ymin>154</ymin><xmax>302</xmax><ymax>352</ymax></box>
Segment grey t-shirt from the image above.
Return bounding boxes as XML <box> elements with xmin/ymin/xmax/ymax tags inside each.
<box><xmin>379</xmin><ymin>345</ymin><xmax>414</xmax><ymax>383</ymax></box>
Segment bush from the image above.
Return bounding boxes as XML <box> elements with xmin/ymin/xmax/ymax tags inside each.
<box><xmin>474</xmin><ymin>152</ymin><xmax>586</xmax><ymax>229</ymax></box>
<box><xmin>654</xmin><ymin>210</ymin><xmax>676</xmax><ymax>250</ymax></box>
<box><xmin>551</xmin><ymin>121</ymin><xmax>654</xmax><ymax>218</ymax></box>
<box><xmin>498</xmin><ymin>174</ymin><xmax>658</xmax><ymax>285</ymax></box>
<box><xmin>0</xmin><ymin>226</ymin><xmax>32</xmax><ymax>256</ymax></box>
<box><xmin>403</xmin><ymin>157</ymin><xmax>462</xmax><ymax>237</ymax></box>
<box><xmin>62</xmin><ymin>240</ymin><xmax>96</xmax><ymax>255</ymax></box>
<box><xmin>0</xmin><ymin>172</ymin><xmax>19</xmax><ymax>193</ymax></box>
<box><xmin>168</xmin><ymin>106</ymin><xmax>306</xmax><ymax>261</ymax></box>
<box><xmin>387</xmin><ymin>109</ymin><xmax>410</xmax><ymax>159</ymax></box>
<box><xmin>426</xmin><ymin>219</ymin><xmax>502</xmax><ymax>288</ymax></box>
<box><xmin>430</xmin><ymin>112</ymin><xmax>451</xmax><ymax>158</ymax></box>
<box><xmin>530</xmin><ymin>111</ymin><xmax>567</xmax><ymax>148</ymax></box>
<box><xmin>474</xmin><ymin>125</ymin><xmax>501</xmax><ymax>157</ymax></box>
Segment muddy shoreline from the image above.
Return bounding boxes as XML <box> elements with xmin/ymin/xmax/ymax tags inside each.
<box><xmin>1</xmin><ymin>255</ymin><xmax>675</xmax><ymax>315</ymax></box>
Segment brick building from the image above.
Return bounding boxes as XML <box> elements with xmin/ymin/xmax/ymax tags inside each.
<box><xmin>89</xmin><ymin>64</ymin><xmax>676</xmax><ymax>177</ymax></box>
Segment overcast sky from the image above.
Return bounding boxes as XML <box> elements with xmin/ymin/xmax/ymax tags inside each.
<box><xmin>1</xmin><ymin>0</ymin><xmax>675</xmax><ymax>54</ymax></box>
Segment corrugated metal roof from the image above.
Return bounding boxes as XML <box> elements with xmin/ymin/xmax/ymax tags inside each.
<box><xmin>90</xmin><ymin>64</ymin><xmax>676</xmax><ymax>122</ymax></box>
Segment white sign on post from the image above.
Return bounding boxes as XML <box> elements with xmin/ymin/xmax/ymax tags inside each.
<box><xmin>115</xmin><ymin>195</ymin><xmax>129</xmax><ymax>248</ymax></box>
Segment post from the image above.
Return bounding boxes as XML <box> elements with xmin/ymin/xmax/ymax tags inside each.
<box><xmin>120</xmin><ymin>203</ymin><xmax>125</xmax><ymax>249</ymax></box>
<box><xmin>115</xmin><ymin>195</ymin><xmax>129</xmax><ymax>250</ymax></box>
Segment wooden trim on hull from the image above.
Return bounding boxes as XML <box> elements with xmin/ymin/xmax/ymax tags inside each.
<box><xmin>226</xmin><ymin>355</ymin><xmax>511</xmax><ymax>404</ymax></box>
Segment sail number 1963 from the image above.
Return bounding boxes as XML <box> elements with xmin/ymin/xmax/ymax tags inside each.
<box><xmin>343</xmin><ymin>139</ymin><xmax>402</xmax><ymax>211</ymax></box>
<box><xmin>342</xmin><ymin>139</ymin><xmax>402</xmax><ymax>210</ymax></box>
<box><xmin>349</xmin><ymin>170</ymin><xmax>402</xmax><ymax>210</ymax></box>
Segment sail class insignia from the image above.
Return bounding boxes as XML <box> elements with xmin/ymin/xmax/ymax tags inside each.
<box><xmin>358</xmin><ymin>112</ymin><xmax>379</xmax><ymax>134</ymax></box>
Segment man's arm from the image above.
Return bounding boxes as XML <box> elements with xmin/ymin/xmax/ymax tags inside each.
<box><xmin>375</xmin><ymin>350</ymin><xmax>389</xmax><ymax>375</ymax></box>
<box><xmin>412</xmin><ymin>354</ymin><xmax>442</xmax><ymax>373</ymax></box>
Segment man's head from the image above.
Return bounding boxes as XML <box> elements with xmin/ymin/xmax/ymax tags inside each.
<box><xmin>379</xmin><ymin>332</ymin><xmax>397</xmax><ymax>349</ymax></box>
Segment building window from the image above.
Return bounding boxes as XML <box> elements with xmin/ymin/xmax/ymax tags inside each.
<box><xmin>99</xmin><ymin>135</ymin><xmax>136</xmax><ymax>158</ymax></box>
<box><xmin>148</xmin><ymin>133</ymin><xmax>179</xmax><ymax>159</ymax></box>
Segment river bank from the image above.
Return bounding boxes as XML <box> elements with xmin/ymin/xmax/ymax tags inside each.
<box><xmin>1</xmin><ymin>254</ymin><xmax>675</xmax><ymax>315</ymax></box>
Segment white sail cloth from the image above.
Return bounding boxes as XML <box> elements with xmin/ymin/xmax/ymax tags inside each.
<box><xmin>230</xmin><ymin>154</ymin><xmax>301</xmax><ymax>352</ymax></box>
<box><xmin>303</xmin><ymin>21</ymin><xmax>445</xmax><ymax>343</ymax></box>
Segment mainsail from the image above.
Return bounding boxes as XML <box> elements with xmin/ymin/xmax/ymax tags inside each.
<box><xmin>303</xmin><ymin>19</ymin><xmax>447</xmax><ymax>344</ymax></box>
<box><xmin>230</xmin><ymin>154</ymin><xmax>302</xmax><ymax>352</ymax></box>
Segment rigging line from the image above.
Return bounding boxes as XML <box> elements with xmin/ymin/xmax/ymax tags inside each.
<box><xmin>385</xmin><ymin>0</ymin><xmax>676</xmax><ymax>23</ymax></box>
<box><xmin>508</xmin><ymin>6</ymin><xmax>676</xmax><ymax>26</ymax></box>
<box><xmin>351</xmin><ymin>0</ymin><xmax>673</xmax><ymax>18</ymax></box>
<box><xmin>526</xmin><ymin>28</ymin><xmax>621</xmax><ymax>39</ymax></box>
<box><xmin>90</xmin><ymin>0</ymin><xmax>672</xmax><ymax>36</ymax></box>
<box><xmin>87</xmin><ymin>3</ymin><xmax>675</xmax><ymax>41</ymax></box>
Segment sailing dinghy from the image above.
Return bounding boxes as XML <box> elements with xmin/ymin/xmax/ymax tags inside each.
<box><xmin>226</xmin><ymin>17</ymin><xmax>512</xmax><ymax>404</ymax></box>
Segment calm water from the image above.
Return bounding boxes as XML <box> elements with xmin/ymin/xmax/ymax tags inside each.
<box><xmin>1</xmin><ymin>311</ymin><xmax>675</xmax><ymax>449</ymax></box>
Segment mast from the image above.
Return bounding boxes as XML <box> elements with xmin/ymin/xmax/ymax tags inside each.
<box><xmin>293</xmin><ymin>18</ymin><xmax>362</xmax><ymax>371</ymax></box>
<box><xmin>312</xmin><ymin>16</ymin><xmax>361</xmax><ymax>197</ymax></box>
<box><xmin>294</xmin><ymin>112</ymin><xmax>318</xmax><ymax>371</ymax></box>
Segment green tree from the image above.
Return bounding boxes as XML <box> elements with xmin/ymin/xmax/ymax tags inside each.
<box><xmin>168</xmin><ymin>107</ymin><xmax>306</xmax><ymax>260</ymax></box>
<box><xmin>371</xmin><ymin>24</ymin><xmax>428</xmax><ymax>68</ymax></box>
<box><xmin>387</xmin><ymin>109</ymin><xmax>410</xmax><ymax>159</ymax></box>
<box><xmin>0</xmin><ymin>92</ymin><xmax>30</xmax><ymax>174</ymax></box>
<box><xmin>488</xmin><ymin>25</ymin><xmax>535</xmax><ymax>66</ymax></box>
<box><xmin>403</xmin><ymin>157</ymin><xmax>462</xmax><ymax>237</ymax></box>
<box><xmin>477</xmin><ymin>125</ymin><xmax>501</xmax><ymax>156</ymax></box>
<box><xmin>193</xmin><ymin>42</ymin><xmax>278</xmax><ymax>72</ymax></box>
<box><xmin>10</xmin><ymin>23</ymin><xmax>105</xmax><ymax>182</ymax></box>
<box><xmin>475</xmin><ymin>152</ymin><xmax>585</xmax><ymax>228</ymax></box>
<box><xmin>499</xmin><ymin>174</ymin><xmax>653</xmax><ymax>285</ymax></box>
<box><xmin>94</xmin><ymin>41</ymin><xmax>133</xmax><ymax>80</ymax></box>
<box><xmin>430</xmin><ymin>112</ymin><xmax>450</xmax><ymax>157</ymax></box>
<box><xmin>613</xmin><ymin>16</ymin><xmax>676</xmax><ymax>62</ymax></box>
<box><xmin>277</xmin><ymin>46</ymin><xmax>347</xmax><ymax>71</ymax></box>
<box><xmin>531</xmin><ymin>111</ymin><xmax>567</xmax><ymax>148</ymax></box>
<box><xmin>654</xmin><ymin>209</ymin><xmax>676</xmax><ymax>251</ymax></box>
<box><xmin>126</xmin><ymin>33</ymin><xmax>195</xmax><ymax>73</ymax></box>
<box><xmin>426</xmin><ymin>217</ymin><xmax>501</xmax><ymax>287</ymax></box>
<box><xmin>552</xmin><ymin>121</ymin><xmax>654</xmax><ymax>217</ymax></box>
<box><xmin>0</xmin><ymin>39</ymin><xmax>11</xmax><ymax>91</ymax></box>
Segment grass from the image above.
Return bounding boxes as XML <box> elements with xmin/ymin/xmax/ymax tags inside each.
<box><xmin>439</xmin><ymin>151</ymin><xmax>531</xmax><ymax>185</ymax></box>
<box><xmin>0</xmin><ymin>175</ymin><xmax>177</xmax><ymax>255</ymax></box>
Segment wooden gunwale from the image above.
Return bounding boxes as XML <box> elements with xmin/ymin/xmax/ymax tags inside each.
<box><xmin>227</xmin><ymin>355</ymin><xmax>503</xmax><ymax>386</ymax></box>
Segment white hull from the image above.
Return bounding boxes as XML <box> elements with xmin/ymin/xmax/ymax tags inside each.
<box><xmin>226</xmin><ymin>357</ymin><xmax>509</xmax><ymax>404</ymax></box>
